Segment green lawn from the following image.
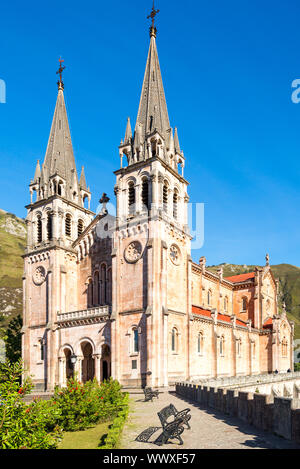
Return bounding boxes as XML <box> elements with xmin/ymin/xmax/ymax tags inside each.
<box><xmin>58</xmin><ymin>421</ymin><xmax>112</xmax><ymax>449</ymax></box>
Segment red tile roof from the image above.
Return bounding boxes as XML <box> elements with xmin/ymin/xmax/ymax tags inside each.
<box><xmin>192</xmin><ymin>305</ymin><xmax>248</xmax><ymax>328</ymax></box>
<box><xmin>263</xmin><ymin>318</ymin><xmax>273</xmax><ymax>329</ymax></box>
<box><xmin>224</xmin><ymin>272</ymin><xmax>256</xmax><ymax>283</ymax></box>
<box><xmin>192</xmin><ymin>305</ymin><xmax>211</xmax><ymax>317</ymax></box>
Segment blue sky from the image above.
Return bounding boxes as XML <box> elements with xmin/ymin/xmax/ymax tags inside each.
<box><xmin>0</xmin><ymin>0</ymin><xmax>299</xmax><ymax>267</ymax></box>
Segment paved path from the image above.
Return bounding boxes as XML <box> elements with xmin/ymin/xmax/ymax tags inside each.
<box><xmin>121</xmin><ymin>389</ymin><xmax>300</xmax><ymax>449</ymax></box>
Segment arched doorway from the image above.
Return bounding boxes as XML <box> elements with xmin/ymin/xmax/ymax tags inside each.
<box><xmin>64</xmin><ymin>348</ymin><xmax>74</xmax><ymax>380</ymax></box>
<box><xmin>81</xmin><ymin>342</ymin><xmax>95</xmax><ymax>383</ymax></box>
<box><xmin>101</xmin><ymin>344</ymin><xmax>111</xmax><ymax>382</ymax></box>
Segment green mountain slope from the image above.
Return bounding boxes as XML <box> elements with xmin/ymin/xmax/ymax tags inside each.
<box><xmin>0</xmin><ymin>210</ymin><xmax>26</xmax><ymax>332</ymax></box>
<box><xmin>207</xmin><ymin>263</ymin><xmax>300</xmax><ymax>339</ymax></box>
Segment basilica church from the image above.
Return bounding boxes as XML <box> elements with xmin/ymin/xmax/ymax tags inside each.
<box><xmin>22</xmin><ymin>10</ymin><xmax>294</xmax><ymax>391</ymax></box>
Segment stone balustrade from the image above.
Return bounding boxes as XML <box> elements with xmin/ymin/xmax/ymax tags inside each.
<box><xmin>176</xmin><ymin>381</ymin><xmax>300</xmax><ymax>445</ymax></box>
<box><xmin>57</xmin><ymin>306</ymin><xmax>110</xmax><ymax>326</ymax></box>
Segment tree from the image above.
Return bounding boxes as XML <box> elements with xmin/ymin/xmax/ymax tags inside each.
<box><xmin>5</xmin><ymin>314</ymin><xmax>22</xmax><ymax>363</ymax></box>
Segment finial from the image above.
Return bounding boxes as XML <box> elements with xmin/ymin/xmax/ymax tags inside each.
<box><xmin>56</xmin><ymin>57</ymin><xmax>66</xmax><ymax>90</ymax></box>
<box><xmin>265</xmin><ymin>253</ymin><xmax>270</xmax><ymax>266</ymax></box>
<box><xmin>99</xmin><ymin>193</ymin><xmax>110</xmax><ymax>215</ymax></box>
<box><xmin>147</xmin><ymin>0</ymin><xmax>160</xmax><ymax>37</ymax></box>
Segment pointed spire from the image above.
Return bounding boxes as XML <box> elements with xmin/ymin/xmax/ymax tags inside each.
<box><xmin>42</xmin><ymin>63</ymin><xmax>80</xmax><ymax>202</ymax></box>
<box><xmin>124</xmin><ymin>117</ymin><xmax>132</xmax><ymax>144</ymax></box>
<box><xmin>174</xmin><ymin>127</ymin><xmax>181</xmax><ymax>154</ymax></box>
<box><xmin>135</xmin><ymin>22</ymin><xmax>170</xmax><ymax>143</ymax></box>
<box><xmin>79</xmin><ymin>166</ymin><xmax>87</xmax><ymax>190</ymax></box>
<box><xmin>33</xmin><ymin>160</ymin><xmax>41</xmax><ymax>182</ymax></box>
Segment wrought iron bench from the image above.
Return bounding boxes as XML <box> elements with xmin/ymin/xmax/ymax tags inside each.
<box><xmin>158</xmin><ymin>403</ymin><xmax>191</xmax><ymax>430</ymax></box>
<box><xmin>157</xmin><ymin>416</ymin><xmax>185</xmax><ymax>446</ymax></box>
<box><xmin>143</xmin><ymin>387</ymin><xmax>159</xmax><ymax>402</ymax></box>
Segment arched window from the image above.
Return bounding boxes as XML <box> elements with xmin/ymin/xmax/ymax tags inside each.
<box><xmin>93</xmin><ymin>271</ymin><xmax>100</xmax><ymax>306</ymax></box>
<box><xmin>128</xmin><ymin>182</ymin><xmax>135</xmax><ymax>216</ymax></box>
<box><xmin>220</xmin><ymin>336</ymin><xmax>225</xmax><ymax>356</ymax></box>
<box><xmin>65</xmin><ymin>214</ymin><xmax>72</xmax><ymax>237</ymax></box>
<box><xmin>141</xmin><ymin>178</ymin><xmax>149</xmax><ymax>211</ymax></box>
<box><xmin>78</xmin><ymin>219</ymin><xmax>84</xmax><ymax>237</ymax></box>
<box><xmin>224</xmin><ymin>296</ymin><xmax>228</xmax><ymax>312</ymax></box>
<box><xmin>242</xmin><ymin>297</ymin><xmax>247</xmax><ymax>312</ymax></box>
<box><xmin>100</xmin><ymin>264</ymin><xmax>107</xmax><ymax>305</ymax></box>
<box><xmin>173</xmin><ymin>189</ymin><xmax>178</xmax><ymax>219</ymax></box>
<box><xmin>163</xmin><ymin>182</ymin><xmax>168</xmax><ymax>212</ymax></box>
<box><xmin>82</xmin><ymin>194</ymin><xmax>90</xmax><ymax>209</ymax></box>
<box><xmin>197</xmin><ymin>332</ymin><xmax>204</xmax><ymax>355</ymax></box>
<box><xmin>171</xmin><ymin>327</ymin><xmax>178</xmax><ymax>353</ymax></box>
<box><xmin>87</xmin><ymin>278</ymin><xmax>93</xmax><ymax>308</ymax></box>
<box><xmin>133</xmin><ymin>328</ymin><xmax>139</xmax><ymax>353</ymax></box>
<box><xmin>52</xmin><ymin>181</ymin><xmax>57</xmax><ymax>195</ymax></box>
<box><xmin>47</xmin><ymin>212</ymin><xmax>53</xmax><ymax>240</ymax></box>
<box><xmin>207</xmin><ymin>290</ymin><xmax>212</xmax><ymax>306</ymax></box>
<box><xmin>107</xmin><ymin>268</ymin><xmax>112</xmax><ymax>306</ymax></box>
<box><xmin>37</xmin><ymin>215</ymin><xmax>42</xmax><ymax>243</ymax></box>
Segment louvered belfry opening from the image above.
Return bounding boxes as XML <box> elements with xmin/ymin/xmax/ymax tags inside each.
<box><xmin>173</xmin><ymin>190</ymin><xmax>178</xmax><ymax>219</ymax></box>
<box><xmin>47</xmin><ymin>213</ymin><xmax>53</xmax><ymax>240</ymax></box>
<box><xmin>141</xmin><ymin>178</ymin><xmax>149</xmax><ymax>211</ymax></box>
<box><xmin>37</xmin><ymin>216</ymin><xmax>42</xmax><ymax>243</ymax></box>
<box><xmin>65</xmin><ymin>214</ymin><xmax>72</xmax><ymax>237</ymax></box>
<box><xmin>163</xmin><ymin>183</ymin><xmax>168</xmax><ymax>212</ymax></box>
<box><xmin>78</xmin><ymin>219</ymin><xmax>84</xmax><ymax>238</ymax></box>
<box><xmin>128</xmin><ymin>182</ymin><xmax>136</xmax><ymax>215</ymax></box>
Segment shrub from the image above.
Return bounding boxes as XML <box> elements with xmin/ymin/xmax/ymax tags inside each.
<box><xmin>0</xmin><ymin>360</ymin><xmax>62</xmax><ymax>449</ymax></box>
<box><xmin>53</xmin><ymin>376</ymin><xmax>128</xmax><ymax>432</ymax></box>
<box><xmin>294</xmin><ymin>362</ymin><xmax>300</xmax><ymax>372</ymax></box>
<box><xmin>100</xmin><ymin>393</ymin><xmax>129</xmax><ymax>449</ymax></box>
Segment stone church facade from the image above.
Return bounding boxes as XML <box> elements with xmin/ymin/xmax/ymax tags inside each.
<box><xmin>22</xmin><ymin>19</ymin><xmax>294</xmax><ymax>391</ymax></box>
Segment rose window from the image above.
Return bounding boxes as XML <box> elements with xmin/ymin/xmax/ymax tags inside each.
<box><xmin>33</xmin><ymin>266</ymin><xmax>46</xmax><ymax>285</ymax></box>
<box><xmin>169</xmin><ymin>244</ymin><xmax>181</xmax><ymax>265</ymax></box>
<box><xmin>125</xmin><ymin>241</ymin><xmax>143</xmax><ymax>263</ymax></box>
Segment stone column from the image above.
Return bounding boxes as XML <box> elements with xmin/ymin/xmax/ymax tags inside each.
<box><xmin>42</xmin><ymin>215</ymin><xmax>47</xmax><ymax>242</ymax></box>
<box><xmin>187</xmin><ymin>257</ymin><xmax>193</xmax><ymax>381</ymax></box>
<box><xmin>184</xmin><ymin>195</ymin><xmax>189</xmax><ymax>227</ymax></box>
<box><xmin>135</xmin><ymin>183</ymin><xmax>141</xmax><ymax>214</ymax></box>
<box><xmin>114</xmin><ymin>185</ymin><xmax>120</xmax><ymax>222</ymax></box>
<box><xmin>211</xmin><ymin>309</ymin><xmax>218</xmax><ymax>378</ymax></box>
<box><xmin>52</xmin><ymin>210</ymin><xmax>58</xmax><ymax>241</ymax></box>
<box><xmin>110</xmin><ymin>247</ymin><xmax>119</xmax><ymax>381</ymax></box>
<box><xmin>75</xmin><ymin>356</ymin><xmax>83</xmax><ymax>382</ymax></box>
<box><xmin>58</xmin><ymin>357</ymin><xmax>66</xmax><ymax>387</ymax></box>
<box><xmin>159</xmin><ymin>241</ymin><xmax>168</xmax><ymax>386</ymax></box>
<box><xmin>150</xmin><ymin>173</ymin><xmax>157</xmax><ymax>213</ymax></box>
<box><xmin>22</xmin><ymin>272</ymin><xmax>31</xmax><ymax>383</ymax></box>
<box><xmin>230</xmin><ymin>315</ymin><xmax>237</xmax><ymax>377</ymax></box>
<box><xmin>60</xmin><ymin>266</ymin><xmax>67</xmax><ymax>315</ymax></box>
<box><xmin>93</xmin><ymin>354</ymin><xmax>101</xmax><ymax>383</ymax></box>
<box><xmin>158</xmin><ymin>174</ymin><xmax>164</xmax><ymax>211</ymax></box>
<box><xmin>163</xmin><ymin>310</ymin><xmax>169</xmax><ymax>387</ymax></box>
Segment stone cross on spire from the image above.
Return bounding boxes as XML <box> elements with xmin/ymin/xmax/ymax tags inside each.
<box><xmin>56</xmin><ymin>58</ymin><xmax>66</xmax><ymax>90</ymax></box>
<box><xmin>147</xmin><ymin>0</ymin><xmax>160</xmax><ymax>37</ymax></box>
